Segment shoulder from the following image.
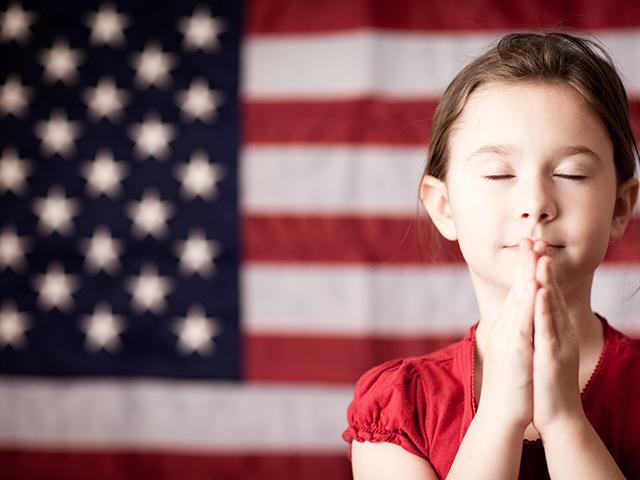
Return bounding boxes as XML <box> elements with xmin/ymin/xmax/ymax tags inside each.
<box><xmin>353</xmin><ymin>339</ymin><xmax>466</xmax><ymax>401</ymax></box>
<box><xmin>605</xmin><ymin>322</ymin><xmax>640</xmax><ymax>365</ymax></box>
<box><xmin>342</xmin><ymin>336</ymin><xmax>470</xmax><ymax>460</ymax></box>
<box><xmin>599</xmin><ymin>321</ymin><xmax>640</xmax><ymax>394</ymax></box>
<box><xmin>607</xmin><ymin>325</ymin><xmax>640</xmax><ymax>375</ymax></box>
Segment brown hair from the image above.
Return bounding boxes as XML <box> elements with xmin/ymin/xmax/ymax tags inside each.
<box><xmin>414</xmin><ymin>31</ymin><xmax>639</xmax><ymax>262</ymax></box>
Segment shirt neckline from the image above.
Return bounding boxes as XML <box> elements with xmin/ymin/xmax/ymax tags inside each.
<box><xmin>467</xmin><ymin>313</ymin><xmax>610</xmax><ymax>444</ymax></box>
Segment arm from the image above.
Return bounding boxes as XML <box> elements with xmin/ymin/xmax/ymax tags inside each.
<box><xmin>445</xmin><ymin>409</ymin><xmax>524</xmax><ymax>480</ymax></box>
<box><xmin>542</xmin><ymin>414</ymin><xmax>626</xmax><ymax>480</ymax></box>
<box><xmin>350</xmin><ymin>410</ymin><xmax>525</xmax><ymax>480</ymax></box>
<box><xmin>530</xmin><ymin>250</ymin><xmax>625</xmax><ymax>479</ymax></box>
<box><xmin>351</xmin><ymin>441</ymin><xmax>439</xmax><ymax>480</ymax></box>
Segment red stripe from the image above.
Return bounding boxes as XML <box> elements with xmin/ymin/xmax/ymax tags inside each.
<box><xmin>245</xmin><ymin>99</ymin><xmax>640</xmax><ymax>145</ymax></box>
<box><xmin>243</xmin><ymin>215</ymin><xmax>640</xmax><ymax>265</ymax></box>
<box><xmin>244</xmin><ymin>99</ymin><xmax>436</xmax><ymax>145</ymax></box>
<box><xmin>246</xmin><ymin>0</ymin><xmax>640</xmax><ymax>34</ymax></box>
<box><xmin>0</xmin><ymin>449</ymin><xmax>351</xmax><ymax>480</ymax></box>
<box><xmin>246</xmin><ymin>328</ymin><xmax>640</xmax><ymax>383</ymax></box>
<box><xmin>244</xmin><ymin>334</ymin><xmax>464</xmax><ymax>383</ymax></box>
<box><xmin>243</xmin><ymin>214</ymin><xmax>463</xmax><ymax>265</ymax></box>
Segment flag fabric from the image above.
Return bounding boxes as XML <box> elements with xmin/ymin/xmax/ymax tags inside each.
<box><xmin>1</xmin><ymin>0</ymin><xmax>640</xmax><ymax>478</ymax></box>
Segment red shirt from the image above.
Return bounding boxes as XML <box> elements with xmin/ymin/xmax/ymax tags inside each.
<box><xmin>342</xmin><ymin>315</ymin><xmax>640</xmax><ymax>479</ymax></box>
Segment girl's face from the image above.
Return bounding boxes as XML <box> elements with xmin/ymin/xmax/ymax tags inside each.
<box><xmin>444</xmin><ymin>81</ymin><xmax>619</xmax><ymax>294</ymax></box>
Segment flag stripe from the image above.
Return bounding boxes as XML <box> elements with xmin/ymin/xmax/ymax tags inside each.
<box><xmin>0</xmin><ymin>379</ymin><xmax>350</xmax><ymax>450</ymax></box>
<box><xmin>0</xmin><ymin>450</ymin><xmax>352</xmax><ymax>480</ymax></box>
<box><xmin>246</xmin><ymin>0</ymin><xmax>640</xmax><ymax>34</ymax></box>
<box><xmin>244</xmin><ymin>99</ymin><xmax>437</xmax><ymax>145</ymax></box>
<box><xmin>241</xmin><ymin>146</ymin><xmax>640</xmax><ymax>215</ymax></box>
<box><xmin>243</xmin><ymin>215</ymin><xmax>640</xmax><ymax>264</ymax></box>
<box><xmin>244</xmin><ymin>334</ymin><xmax>464</xmax><ymax>383</ymax></box>
<box><xmin>243</xmin><ymin>31</ymin><xmax>640</xmax><ymax>99</ymax></box>
<box><xmin>243</xmin><ymin>265</ymin><xmax>640</xmax><ymax>335</ymax></box>
<box><xmin>245</xmin><ymin>99</ymin><xmax>640</xmax><ymax>145</ymax></box>
<box><xmin>241</xmin><ymin>145</ymin><xmax>425</xmax><ymax>214</ymax></box>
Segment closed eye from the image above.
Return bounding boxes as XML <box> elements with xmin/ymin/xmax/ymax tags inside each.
<box><xmin>483</xmin><ymin>175</ymin><xmax>514</xmax><ymax>181</ymax></box>
<box><xmin>554</xmin><ymin>174</ymin><xmax>588</xmax><ymax>181</ymax></box>
<box><xmin>483</xmin><ymin>174</ymin><xmax>588</xmax><ymax>181</ymax></box>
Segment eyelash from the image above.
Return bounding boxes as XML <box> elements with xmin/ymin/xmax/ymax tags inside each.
<box><xmin>483</xmin><ymin>174</ymin><xmax>588</xmax><ymax>182</ymax></box>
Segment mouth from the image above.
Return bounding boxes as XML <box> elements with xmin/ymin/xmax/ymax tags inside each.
<box><xmin>503</xmin><ymin>244</ymin><xmax>565</xmax><ymax>255</ymax></box>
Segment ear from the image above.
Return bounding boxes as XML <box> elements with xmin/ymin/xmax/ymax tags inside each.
<box><xmin>610</xmin><ymin>176</ymin><xmax>639</xmax><ymax>241</ymax></box>
<box><xmin>420</xmin><ymin>175</ymin><xmax>458</xmax><ymax>241</ymax></box>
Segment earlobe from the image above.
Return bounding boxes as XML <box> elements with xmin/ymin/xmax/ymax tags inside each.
<box><xmin>610</xmin><ymin>176</ymin><xmax>639</xmax><ymax>241</ymax></box>
<box><xmin>420</xmin><ymin>175</ymin><xmax>458</xmax><ymax>241</ymax></box>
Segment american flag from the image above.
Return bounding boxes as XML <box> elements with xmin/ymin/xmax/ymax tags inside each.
<box><xmin>1</xmin><ymin>0</ymin><xmax>639</xmax><ymax>478</ymax></box>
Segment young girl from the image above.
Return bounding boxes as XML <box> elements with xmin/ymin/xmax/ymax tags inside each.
<box><xmin>342</xmin><ymin>32</ymin><xmax>640</xmax><ymax>479</ymax></box>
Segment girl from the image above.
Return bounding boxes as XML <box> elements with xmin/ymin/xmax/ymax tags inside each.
<box><xmin>342</xmin><ymin>32</ymin><xmax>640</xmax><ymax>479</ymax></box>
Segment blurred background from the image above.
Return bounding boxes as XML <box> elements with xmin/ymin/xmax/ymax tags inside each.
<box><xmin>0</xmin><ymin>0</ymin><xmax>639</xmax><ymax>478</ymax></box>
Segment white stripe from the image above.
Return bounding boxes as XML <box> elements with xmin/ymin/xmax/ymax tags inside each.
<box><xmin>241</xmin><ymin>145</ymin><xmax>426</xmax><ymax>214</ymax></box>
<box><xmin>243</xmin><ymin>30</ymin><xmax>640</xmax><ymax>99</ymax></box>
<box><xmin>243</xmin><ymin>265</ymin><xmax>640</xmax><ymax>335</ymax></box>
<box><xmin>0</xmin><ymin>379</ymin><xmax>353</xmax><ymax>452</ymax></box>
<box><xmin>241</xmin><ymin>146</ymin><xmax>640</xmax><ymax>215</ymax></box>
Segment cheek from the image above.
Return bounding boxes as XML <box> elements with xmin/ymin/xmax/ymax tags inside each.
<box><xmin>449</xmin><ymin>188</ymin><xmax>503</xmax><ymax>253</ymax></box>
<box><xmin>559</xmin><ymin>190</ymin><xmax>614</xmax><ymax>275</ymax></box>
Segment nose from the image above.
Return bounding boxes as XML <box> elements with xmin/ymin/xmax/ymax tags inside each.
<box><xmin>517</xmin><ymin>175</ymin><xmax>557</xmax><ymax>224</ymax></box>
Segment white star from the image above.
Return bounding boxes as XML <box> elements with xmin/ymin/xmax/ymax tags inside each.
<box><xmin>38</xmin><ymin>39</ymin><xmax>83</xmax><ymax>84</ymax></box>
<box><xmin>0</xmin><ymin>74</ymin><xmax>33</xmax><ymax>118</ymax></box>
<box><xmin>174</xmin><ymin>228</ymin><xmax>220</xmax><ymax>277</ymax></box>
<box><xmin>173</xmin><ymin>305</ymin><xmax>221</xmax><ymax>356</ymax></box>
<box><xmin>125</xmin><ymin>264</ymin><xmax>173</xmax><ymax>315</ymax></box>
<box><xmin>32</xmin><ymin>262</ymin><xmax>80</xmax><ymax>312</ymax></box>
<box><xmin>80</xmin><ymin>303</ymin><xmax>125</xmax><ymax>353</ymax></box>
<box><xmin>177</xmin><ymin>6</ymin><xmax>225</xmax><ymax>52</ymax></box>
<box><xmin>174</xmin><ymin>150</ymin><xmax>225</xmax><ymax>200</ymax></box>
<box><xmin>0</xmin><ymin>225</ymin><xmax>31</xmax><ymax>272</ymax></box>
<box><xmin>34</xmin><ymin>109</ymin><xmax>82</xmax><ymax>157</ymax></box>
<box><xmin>79</xmin><ymin>226</ymin><xmax>124</xmax><ymax>275</ymax></box>
<box><xmin>32</xmin><ymin>185</ymin><xmax>81</xmax><ymax>236</ymax></box>
<box><xmin>126</xmin><ymin>189</ymin><xmax>174</xmax><ymax>239</ymax></box>
<box><xmin>0</xmin><ymin>3</ymin><xmax>36</xmax><ymax>43</ymax></box>
<box><xmin>131</xmin><ymin>42</ymin><xmax>177</xmax><ymax>88</ymax></box>
<box><xmin>85</xmin><ymin>3</ymin><xmax>130</xmax><ymax>46</ymax></box>
<box><xmin>83</xmin><ymin>77</ymin><xmax>129</xmax><ymax>121</ymax></box>
<box><xmin>80</xmin><ymin>149</ymin><xmax>129</xmax><ymax>199</ymax></box>
<box><xmin>128</xmin><ymin>114</ymin><xmax>176</xmax><ymax>160</ymax></box>
<box><xmin>0</xmin><ymin>147</ymin><xmax>33</xmax><ymax>194</ymax></box>
<box><xmin>175</xmin><ymin>77</ymin><xmax>222</xmax><ymax>122</ymax></box>
<box><xmin>0</xmin><ymin>301</ymin><xmax>31</xmax><ymax>349</ymax></box>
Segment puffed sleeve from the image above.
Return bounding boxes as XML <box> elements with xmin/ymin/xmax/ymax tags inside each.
<box><xmin>341</xmin><ymin>357</ymin><xmax>430</xmax><ymax>460</ymax></box>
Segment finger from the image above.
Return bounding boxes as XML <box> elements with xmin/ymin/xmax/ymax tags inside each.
<box><xmin>535</xmin><ymin>254</ymin><xmax>552</xmax><ymax>288</ymax></box>
<box><xmin>535</xmin><ymin>256</ymin><xmax>570</xmax><ymax>333</ymax></box>
<box><xmin>545</xmin><ymin>258</ymin><xmax>573</xmax><ymax>334</ymax></box>
<box><xmin>534</xmin><ymin>287</ymin><xmax>557</xmax><ymax>345</ymax></box>
<box><xmin>533</xmin><ymin>239</ymin><xmax>546</xmax><ymax>256</ymax></box>
<box><xmin>547</xmin><ymin>258</ymin><xmax>569</xmax><ymax>311</ymax></box>
<box><xmin>511</xmin><ymin>239</ymin><xmax>536</xmax><ymax>339</ymax></box>
<box><xmin>519</xmin><ymin>240</ymin><xmax>538</xmax><ymax>301</ymax></box>
<box><xmin>504</xmin><ymin>239</ymin><xmax>529</xmax><ymax>305</ymax></box>
<box><xmin>518</xmin><ymin>278</ymin><xmax>537</xmax><ymax>340</ymax></box>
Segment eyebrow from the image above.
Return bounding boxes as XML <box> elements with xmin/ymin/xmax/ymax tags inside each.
<box><xmin>466</xmin><ymin>144</ymin><xmax>603</xmax><ymax>163</ymax></box>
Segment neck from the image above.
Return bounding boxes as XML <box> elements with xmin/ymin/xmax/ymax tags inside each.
<box><xmin>472</xmin><ymin>270</ymin><xmax>603</xmax><ymax>365</ymax></box>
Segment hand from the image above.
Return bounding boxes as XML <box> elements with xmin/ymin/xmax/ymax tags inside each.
<box><xmin>531</xmin><ymin>240</ymin><xmax>583</xmax><ymax>435</ymax></box>
<box><xmin>477</xmin><ymin>238</ymin><xmax>538</xmax><ymax>430</ymax></box>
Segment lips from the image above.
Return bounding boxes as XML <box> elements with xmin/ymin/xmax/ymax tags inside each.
<box><xmin>503</xmin><ymin>244</ymin><xmax>564</xmax><ymax>255</ymax></box>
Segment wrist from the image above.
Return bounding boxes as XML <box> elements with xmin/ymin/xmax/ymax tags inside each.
<box><xmin>538</xmin><ymin>411</ymin><xmax>589</xmax><ymax>443</ymax></box>
<box><xmin>474</xmin><ymin>406</ymin><xmax>528</xmax><ymax>436</ymax></box>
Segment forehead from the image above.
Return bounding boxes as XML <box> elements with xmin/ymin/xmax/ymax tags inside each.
<box><xmin>448</xmin><ymin>81</ymin><xmax>613</xmax><ymax>162</ymax></box>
